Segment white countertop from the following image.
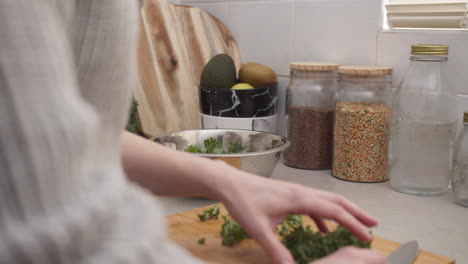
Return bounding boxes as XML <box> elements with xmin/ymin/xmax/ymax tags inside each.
<box><xmin>159</xmin><ymin>162</ymin><xmax>468</xmax><ymax>263</ymax></box>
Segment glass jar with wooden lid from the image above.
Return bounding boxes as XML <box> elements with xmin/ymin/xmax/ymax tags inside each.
<box><xmin>284</xmin><ymin>62</ymin><xmax>339</xmax><ymax>170</ymax></box>
<box><xmin>332</xmin><ymin>66</ymin><xmax>393</xmax><ymax>182</ymax></box>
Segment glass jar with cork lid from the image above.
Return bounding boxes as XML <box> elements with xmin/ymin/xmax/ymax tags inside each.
<box><xmin>332</xmin><ymin>66</ymin><xmax>393</xmax><ymax>182</ymax></box>
<box><xmin>284</xmin><ymin>62</ymin><xmax>339</xmax><ymax>170</ymax></box>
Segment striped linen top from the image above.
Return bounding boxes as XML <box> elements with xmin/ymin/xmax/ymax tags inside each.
<box><xmin>0</xmin><ymin>1</ymin><xmax>204</xmax><ymax>263</ymax></box>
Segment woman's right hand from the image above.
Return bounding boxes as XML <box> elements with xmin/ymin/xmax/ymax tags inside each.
<box><xmin>312</xmin><ymin>247</ymin><xmax>387</xmax><ymax>264</ymax></box>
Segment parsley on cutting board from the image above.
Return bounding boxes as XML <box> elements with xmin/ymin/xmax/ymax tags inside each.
<box><xmin>197</xmin><ymin>206</ymin><xmax>371</xmax><ymax>264</ymax></box>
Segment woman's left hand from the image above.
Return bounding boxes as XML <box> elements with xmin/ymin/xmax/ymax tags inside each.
<box><xmin>219</xmin><ymin>169</ymin><xmax>379</xmax><ymax>264</ymax></box>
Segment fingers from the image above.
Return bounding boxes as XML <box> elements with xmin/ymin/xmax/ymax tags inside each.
<box><xmin>299</xmin><ymin>198</ymin><xmax>373</xmax><ymax>241</ymax></box>
<box><xmin>311</xmin><ymin>216</ymin><xmax>329</xmax><ymax>233</ymax></box>
<box><xmin>311</xmin><ymin>246</ymin><xmax>387</xmax><ymax>264</ymax></box>
<box><xmin>317</xmin><ymin>191</ymin><xmax>379</xmax><ymax>227</ymax></box>
<box><xmin>290</xmin><ymin>185</ymin><xmax>378</xmax><ymax>241</ymax></box>
<box><xmin>247</xmin><ymin>218</ymin><xmax>295</xmax><ymax>264</ymax></box>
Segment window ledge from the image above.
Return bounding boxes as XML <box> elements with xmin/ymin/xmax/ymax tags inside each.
<box><xmin>381</xmin><ymin>28</ymin><xmax>468</xmax><ymax>34</ymax></box>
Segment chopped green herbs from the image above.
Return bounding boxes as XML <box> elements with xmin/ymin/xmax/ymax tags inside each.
<box><xmin>227</xmin><ymin>141</ymin><xmax>244</xmax><ymax>154</ymax></box>
<box><xmin>184</xmin><ymin>137</ymin><xmax>244</xmax><ymax>154</ymax></box>
<box><xmin>201</xmin><ymin>212</ymin><xmax>371</xmax><ymax>263</ymax></box>
<box><xmin>220</xmin><ymin>216</ymin><xmax>251</xmax><ymax>246</ymax></box>
<box><xmin>283</xmin><ymin>225</ymin><xmax>371</xmax><ymax>264</ymax></box>
<box><xmin>126</xmin><ymin>97</ymin><xmax>140</xmax><ymax>134</ymax></box>
<box><xmin>198</xmin><ymin>237</ymin><xmax>206</xmax><ymax>245</ymax></box>
<box><xmin>203</xmin><ymin>138</ymin><xmax>224</xmax><ymax>154</ymax></box>
<box><xmin>184</xmin><ymin>145</ymin><xmax>204</xmax><ymax>153</ymax></box>
<box><xmin>198</xmin><ymin>206</ymin><xmax>220</xmax><ymax>221</ymax></box>
<box><xmin>278</xmin><ymin>215</ymin><xmax>303</xmax><ymax>236</ymax></box>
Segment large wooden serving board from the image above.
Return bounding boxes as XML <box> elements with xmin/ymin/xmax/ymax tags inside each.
<box><xmin>167</xmin><ymin>204</ymin><xmax>455</xmax><ymax>264</ymax></box>
<box><xmin>136</xmin><ymin>0</ymin><xmax>242</xmax><ymax>137</ymax></box>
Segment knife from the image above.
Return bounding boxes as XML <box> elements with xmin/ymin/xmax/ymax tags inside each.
<box><xmin>387</xmin><ymin>240</ymin><xmax>420</xmax><ymax>264</ymax></box>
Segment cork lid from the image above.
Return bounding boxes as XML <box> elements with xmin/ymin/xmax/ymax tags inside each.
<box><xmin>290</xmin><ymin>62</ymin><xmax>339</xmax><ymax>72</ymax></box>
<box><xmin>338</xmin><ymin>66</ymin><xmax>393</xmax><ymax>76</ymax></box>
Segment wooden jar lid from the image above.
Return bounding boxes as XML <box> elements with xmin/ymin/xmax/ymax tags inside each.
<box><xmin>338</xmin><ymin>66</ymin><xmax>393</xmax><ymax>76</ymax></box>
<box><xmin>290</xmin><ymin>62</ymin><xmax>339</xmax><ymax>72</ymax></box>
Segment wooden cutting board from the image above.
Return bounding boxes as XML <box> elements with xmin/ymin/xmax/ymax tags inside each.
<box><xmin>167</xmin><ymin>204</ymin><xmax>455</xmax><ymax>264</ymax></box>
<box><xmin>136</xmin><ymin>0</ymin><xmax>242</xmax><ymax>137</ymax></box>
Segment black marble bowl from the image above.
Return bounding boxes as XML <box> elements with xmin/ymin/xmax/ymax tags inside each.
<box><xmin>200</xmin><ymin>84</ymin><xmax>278</xmax><ymax>118</ymax></box>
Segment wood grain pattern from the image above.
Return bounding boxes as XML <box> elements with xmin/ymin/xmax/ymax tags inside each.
<box><xmin>167</xmin><ymin>204</ymin><xmax>455</xmax><ymax>264</ymax></box>
<box><xmin>136</xmin><ymin>0</ymin><xmax>242</xmax><ymax>137</ymax></box>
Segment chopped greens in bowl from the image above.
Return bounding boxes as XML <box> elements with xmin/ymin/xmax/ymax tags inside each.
<box><xmin>184</xmin><ymin>137</ymin><xmax>245</xmax><ymax>154</ymax></box>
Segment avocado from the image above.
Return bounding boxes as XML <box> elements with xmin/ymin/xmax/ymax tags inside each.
<box><xmin>200</xmin><ymin>54</ymin><xmax>237</xmax><ymax>90</ymax></box>
<box><xmin>238</xmin><ymin>63</ymin><xmax>277</xmax><ymax>88</ymax></box>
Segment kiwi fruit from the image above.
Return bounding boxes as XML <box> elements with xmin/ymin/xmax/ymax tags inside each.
<box><xmin>238</xmin><ymin>63</ymin><xmax>277</xmax><ymax>88</ymax></box>
<box><xmin>200</xmin><ymin>54</ymin><xmax>237</xmax><ymax>90</ymax></box>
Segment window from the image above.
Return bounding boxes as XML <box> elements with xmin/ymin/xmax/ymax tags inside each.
<box><xmin>386</xmin><ymin>0</ymin><xmax>468</xmax><ymax>29</ymax></box>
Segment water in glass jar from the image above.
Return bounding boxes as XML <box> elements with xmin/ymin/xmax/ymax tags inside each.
<box><xmin>452</xmin><ymin>160</ymin><xmax>468</xmax><ymax>207</ymax></box>
<box><xmin>390</xmin><ymin>120</ymin><xmax>457</xmax><ymax>195</ymax></box>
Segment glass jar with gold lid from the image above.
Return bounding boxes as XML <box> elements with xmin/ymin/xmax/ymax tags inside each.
<box><xmin>390</xmin><ymin>44</ymin><xmax>457</xmax><ymax>196</ymax></box>
<box><xmin>451</xmin><ymin>112</ymin><xmax>468</xmax><ymax>207</ymax></box>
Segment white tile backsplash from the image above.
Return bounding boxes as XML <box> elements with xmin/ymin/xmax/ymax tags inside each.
<box><xmin>228</xmin><ymin>1</ymin><xmax>294</xmax><ymax>75</ymax></box>
<box><xmin>183</xmin><ymin>2</ymin><xmax>229</xmax><ymax>25</ymax></box>
<box><xmin>180</xmin><ymin>0</ymin><xmax>468</xmax><ymax>121</ymax></box>
<box><xmin>292</xmin><ymin>0</ymin><xmax>382</xmax><ymax>66</ymax></box>
<box><xmin>377</xmin><ymin>31</ymin><xmax>468</xmax><ymax>95</ymax></box>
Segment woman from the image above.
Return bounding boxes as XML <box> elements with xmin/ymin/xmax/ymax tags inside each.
<box><xmin>0</xmin><ymin>1</ymin><xmax>385</xmax><ymax>264</ymax></box>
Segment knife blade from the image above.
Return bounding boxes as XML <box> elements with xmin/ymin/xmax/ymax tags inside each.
<box><xmin>387</xmin><ymin>240</ymin><xmax>419</xmax><ymax>264</ymax></box>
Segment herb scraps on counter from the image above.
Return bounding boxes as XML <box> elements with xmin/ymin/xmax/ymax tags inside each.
<box><xmin>198</xmin><ymin>211</ymin><xmax>372</xmax><ymax>263</ymax></box>
<box><xmin>198</xmin><ymin>237</ymin><xmax>206</xmax><ymax>245</ymax></box>
<box><xmin>220</xmin><ymin>216</ymin><xmax>251</xmax><ymax>246</ymax></box>
<box><xmin>198</xmin><ymin>205</ymin><xmax>220</xmax><ymax>221</ymax></box>
<box><xmin>184</xmin><ymin>137</ymin><xmax>245</xmax><ymax>154</ymax></box>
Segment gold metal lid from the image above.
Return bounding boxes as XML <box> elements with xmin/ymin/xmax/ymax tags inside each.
<box><xmin>290</xmin><ymin>62</ymin><xmax>339</xmax><ymax>72</ymax></box>
<box><xmin>464</xmin><ymin>111</ymin><xmax>468</xmax><ymax>123</ymax></box>
<box><xmin>412</xmin><ymin>44</ymin><xmax>448</xmax><ymax>55</ymax></box>
<box><xmin>338</xmin><ymin>66</ymin><xmax>393</xmax><ymax>76</ymax></box>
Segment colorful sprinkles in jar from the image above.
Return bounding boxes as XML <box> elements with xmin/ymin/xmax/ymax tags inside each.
<box><xmin>332</xmin><ymin>102</ymin><xmax>392</xmax><ymax>182</ymax></box>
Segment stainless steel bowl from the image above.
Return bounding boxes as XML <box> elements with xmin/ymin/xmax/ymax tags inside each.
<box><xmin>153</xmin><ymin>129</ymin><xmax>290</xmax><ymax>177</ymax></box>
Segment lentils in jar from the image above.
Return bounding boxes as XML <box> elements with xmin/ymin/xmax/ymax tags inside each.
<box><xmin>284</xmin><ymin>62</ymin><xmax>339</xmax><ymax>170</ymax></box>
<box><xmin>332</xmin><ymin>66</ymin><xmax>393</xmax><ymax>182</ymax></box>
